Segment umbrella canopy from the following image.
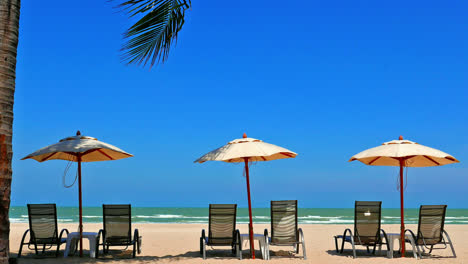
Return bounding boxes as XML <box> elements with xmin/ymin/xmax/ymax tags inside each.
<box><xmin>22</xmin><ymin>134</ymin><xmax>132</xmax><ymax>162</ymax></box>
<box><xmin>195</xmin><ymin>133</ymin><xmax>297</xmax><ymax>259</ymax></box>
<box><xmin>349</xmin><ymin>136</ymin><xmax>459</xmax><ymax>257</ymax></box>
<box><xmin>21</xmin><ymin>131</ymin><xmax>133</xmax><ymax>257</ymax></box>
<box><xmin>195</xmin><ymin>136</ymin><xmax>297</xmax><ymax>163</ymax></box>
<box><xmin>349</xmin><ymin>139</ymin><xmax>459</xmax><ymax>167</ymax></box>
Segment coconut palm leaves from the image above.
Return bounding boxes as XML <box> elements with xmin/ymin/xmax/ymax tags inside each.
<box><xmin>116</xmin><ymin>0</ymin><xmax>191</xmax><ymax>67</ymax></box>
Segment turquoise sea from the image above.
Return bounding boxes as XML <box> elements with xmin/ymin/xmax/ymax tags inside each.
<box><xmin>9</xmin><ymin>207</ymin><xmax>468</xmax><ymax>224</ymax></box>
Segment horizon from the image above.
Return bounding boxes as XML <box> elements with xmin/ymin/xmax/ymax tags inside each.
<box><xmin>9</xmin><ymin>205</ymin><xmax>468</xmax><ymax>210</ymax></box>
<box><xmin>12</xmin><ymin>0</ymin><xmax>467</xmax><ymax>209</ymax></box>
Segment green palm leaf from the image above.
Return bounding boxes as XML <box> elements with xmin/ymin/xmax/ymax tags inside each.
<box><xmin>116</xmin><ymin>0</ymin><xmax>191</xmax><ymax>68</ymax></box>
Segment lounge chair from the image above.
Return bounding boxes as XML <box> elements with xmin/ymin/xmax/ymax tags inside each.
<box><xmin>334</xmin><ymin>201</ymin><xmax>389</xmax><ymax>258</ymax></box>
<box><xmin>200</xmin><ymin>204</ymin><xmax>241</xmax><ymax>259</ymax></box>
<box><xmin>18</xmin><ymin>204</ymin><xmax>69</xmax><ymax>257</ymax></box>
<box><xmin>264</xmin><ymin>200</ymin><xmax>306</xmax><ymax>260</ymax></box>
<box><xmin>405</xmin><ymin>205</ymin><xmax>456</xmax><ymax>258</ymax></box>
<box><xmin>96</xmin><ymin>204</ymin><xmax>141</xmax><ymax>258</ymax></box>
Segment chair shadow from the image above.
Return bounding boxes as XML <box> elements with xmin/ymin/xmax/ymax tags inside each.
<box><xmin>326</xmin><ymin>248</ymin><xmax>454</xmax><ymax>259</ymax></box>
<box><xmin>325</xmin><ymin>249</ymin><xmax>389</xmax><ymax>259</ymax></box>
<box><xmin>264</xmin><ymin>249</ymin><xmax>304</xmax><ymax>260</ymax></box>
<box><xmin>13</xmin><ymin>249</ymin><xmax>240</xmax><ymax>263</ymax></box>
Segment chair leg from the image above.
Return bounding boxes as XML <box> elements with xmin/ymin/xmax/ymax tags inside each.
<box><xmin>202</xmin><ymin>239</ymin><xmax>206</xmax><ymax>259</ymax></box>
<box><xmin>132</xmin><ymin>241</ymin><xmax>137</xmax><ymax>258</ymax></box>
<box><xmin>334</xmin><ymin>236</ymin><xmax>339</xmax><ymax>253</ymax></box>
<box><xmin>33</xmin><ymin>242</ymin><xmax>38</xmax><ymax>255</ymax></box>
<box><xmin>428</xmin><ymin>245</ymin><xmax>434</xmax><ymax>254</ymax></box>
<box><xmin>443</xmin><ymin>231</ymin><xmax>456</xmax><ymax>258</ymax></box>
<box><xmin>340</xmin><ymin>237</ymin><xmax>346</xmax><ymax>254</ymax></box>
<box><xmin>56</xmin><ymin>243</ymin><xmax>61</xmax><ymax>257</ymax></box>
<box><xmin>350</xmin><ymin>237</ymin><xmax>356</xmax><ymax>259</ymax></box>
<box><xmin>18</xmin><ymin>230</ymin><xmax>31</xmax><ymax>258</ymax></box>
<box><xmin>199</xmin><ymin>237</ymin><xmax>203</xmax><ymax>255</ymax></box>
<box><xmin>18</xmin><ymin>242</ymin><xmax>24</xmax><ymax>258</ymax></box>
<box><xmin>302</xmin><ymin>242</ymin><xmax>307</xmax><ymax>260</ymax></box>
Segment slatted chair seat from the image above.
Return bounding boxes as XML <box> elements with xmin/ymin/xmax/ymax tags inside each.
<box><xmin>200</xmin><ymin>204</ymin><xmax>241</xmax><ymax>259</ymax></box>
<box><xmin>405</xmin><ymin>205</ymin><xmax>456</xmax><ymax>258</ymax></box>
<box><xmin>96</xmin><ymin>204</ymin><xmax>141</xmax><ymax>258</ymax></box>
<box><xmin>264</xmin><ymin>200</ymin><xmax>307</xmax><ymax>260</ymax></box>
<box><xmin>18</xmin><ymin>204</ymin><xmax>69</xmax><ymax>258</ymax></box>
<box><xmin>334</xmin><ymin>201</ymin><xmax>389</xmax><ymax>259</ymax></box>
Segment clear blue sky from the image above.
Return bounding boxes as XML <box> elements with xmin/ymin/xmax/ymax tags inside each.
<box><xmin>12</xmin><ymin>0</ymin><xmax>467</xmax><ymax>208</ymax></box>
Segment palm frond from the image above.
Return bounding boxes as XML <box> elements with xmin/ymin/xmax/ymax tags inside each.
<box><xmin>116</xmin><ymin>0</ymin><xmax>191</xmax><ymax>68</ymax></box>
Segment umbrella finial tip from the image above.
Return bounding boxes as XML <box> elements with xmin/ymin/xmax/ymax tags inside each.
<box><xmin>399</xmin><ymin>135</ymin><xmax>403</xmax><ymax>140</ymax></box>
<box><xmin>76</xmin><ymin>130</ymin><xmax>81</xmax><ymax>136</ymax></box>
<box><xmin>243</xmin><ymin>133</ymin><xmax>247</xmax><ymax>138</ymax></box>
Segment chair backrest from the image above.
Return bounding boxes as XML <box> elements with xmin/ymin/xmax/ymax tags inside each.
<box><xmin>416</xmin><ymin>205</ymin><xmax>447</xmax><ymax>245</ymax></box>
<box><xmin>354</xmin><ymin>201</ymin><xmax>382</xmax><ymax>245</ymax></box>
<box><xmin>208</xmin><ymin>204</ymin><xmax>237</xmax><ymax>245</ymax></box>
<box><xmin>103</xmin><ymin>204</ymin><xmax>132</xmax><ymax>243</ymax></box>
<box><xmin>271</xmin><ymin>200</ymin><xmax>298</xmax><ymax>244</ymax></box>
<box><xmin>27</xmin><ymin>204</ymin><xmax>59</xmax><ymax>243</ymax></box>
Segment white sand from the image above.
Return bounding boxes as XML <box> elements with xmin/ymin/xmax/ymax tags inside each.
<box><xmin>9</xmin><ymin>223</ymin><xmax>468</xmax><ymax>263</ymax></box>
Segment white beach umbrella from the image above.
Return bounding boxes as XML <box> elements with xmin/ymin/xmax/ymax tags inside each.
<box><xmin>195</xmin><ymin>133</ymin><xmax>297</xmax><ymax>259</ymax></box>
<box><xmin>22</xmin><ymin>131</ymin><xmax>133</xmax><ymax>257</ymax></box>
<box><xmin>349</xmin><ymin>136</ymin><xmax>459</xmax><ymax>257</ymax></box>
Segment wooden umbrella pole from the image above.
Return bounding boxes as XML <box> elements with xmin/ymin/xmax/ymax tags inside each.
<box><xmin>244</xmin><ymin>158</ymin><xmax>255</xmax><ymax>259</ymax></box>
<box><xmin>399</xmin><ymin>158</ymin><xmax>406</xmax><ymax>257</ymax></box>
<box><xmin>78</xmin><ymin>155</ymin><xmax>83</xmax><ymax>257</ymax></box>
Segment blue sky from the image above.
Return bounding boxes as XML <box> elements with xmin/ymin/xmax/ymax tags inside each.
<box><xmin>12</xmin><ymin>0</ymin><xmax>467</xmax><ymax>208</ymax></box>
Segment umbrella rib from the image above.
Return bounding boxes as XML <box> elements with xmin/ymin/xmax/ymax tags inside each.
<box><xmin>446</xmin><ymin>156</ymin><xmax>457</xmax><ymax>162</ymax></box>
<box><xmin>40</xmin><ymin>152</ymin><xmax>57</xmax><ymax>162</ymax></box>
<box><xmin>97</xmin><ymin>149</ymin><xmax>114</xmax><ymax>160</ymax></box>
<box><xmin>423</xmin><ymin>155</ymin><xmax>440</xmax><ymax>166</ymax></box>
<box><xmin>280</xmin><ymin>152</ymin><xmax>294</xmax><ymax>158</ymax></box>
<box><xmin>368</xmin><ymin>156</ymin><xmax>381</xmax><ymax>165</ymax></box>
<box><xmin>81</xmin><ymin>149</ymin><xmax>100</xmax><ymax>156</ymax></box>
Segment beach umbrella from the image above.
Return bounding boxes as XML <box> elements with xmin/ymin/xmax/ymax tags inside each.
<box><xmin>21</xmin><ymin>131</ymin><xmax>133</xmax><ymax>257</ymax></box>
<box><xmin>349</xmin><ymin>136</ymin><xmax>459</xmax><ymax>257</ymax></box>
<box><xmin>195</xmin><ymin>133</ymin><xmax>297</xmax><ymax>259</ymax></box>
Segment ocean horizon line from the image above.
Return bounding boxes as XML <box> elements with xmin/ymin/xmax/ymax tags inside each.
<box><xmin>9</xmin><ymin>206</ymin><xmax>468</xmax><ymax>225</ymax></box>
<box><xmin>10</xmin><ymin>206</ymin><xmax>468</xmax><ymax>209</ymax></box>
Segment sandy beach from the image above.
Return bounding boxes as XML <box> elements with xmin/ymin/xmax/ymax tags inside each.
<box><xmin>9</xmin><ymin>223</ymin><xmax>467</xmax><ymax>263</ymax></box>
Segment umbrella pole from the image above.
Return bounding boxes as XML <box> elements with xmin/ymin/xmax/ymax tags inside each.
<box><xmin>399</xmin><ymin>159</ymin><xmax>406</xmax><ymax>257</ymax></box>
<box><xmin>244</xmin><ymin>158</ymin><xmax>255</xmax><ymax>259</ymax></box>
<box><xmin>78</xmin><ymin>156</ymin><xmax>83</xmax><ymax>257</ymax></box>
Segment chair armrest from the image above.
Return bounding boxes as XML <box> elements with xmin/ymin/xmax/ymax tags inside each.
<box><xmin>297</xmin><ymin>228</ymin><xmax>305</xmax><ymax>243</ymax></box>
<box><xmin>379</xmin><ymin>229</ymin><xmax>388</xmax><ymax>241</ymax></box>
<box><xmin>404</xmin><ymin>229</ymin><xmax>416</xmax><ymax>239</ymax></box>
<box><xmin>235</xmin><ymin>229</ymin><xmax>241</xmax><ymax>250</ymax></box>
<box><xmin>342</xmin><ymin>228</ymin><xmax>353</xmax><ymax>237</ymax></box>
<box><xmin>20</xmin><ymin>229</ymin><xmax>30</xmax><ymax>243</ymax></box>
<box><xmin>133</xmin><ymin>229</ymin><xmax>140</xmax><ymax>243</ymax></box>
<box><xmin>342</xmin><ymin>228</ymin><xmax>359</xmax><ymax>244</ymax></box>
<box><xmin>201</xmin><ymin>229</ymin><xmax>206</xmax><ymax>240</ymax></box>
<box><xmin>98</xmin><ymin>229</ymin><xmax>105</xmax><ymax>244</ymax></box>
<box><xmin>58</xmin><ymin>228</ymin><xmax>69</xmax><ymax>240</ymax></box>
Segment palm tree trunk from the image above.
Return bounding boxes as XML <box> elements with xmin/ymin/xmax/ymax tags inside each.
<box><xmin>0</xmin><ymin>0</ymin><xmax>20</xmax><ymax>263</ymax></box>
